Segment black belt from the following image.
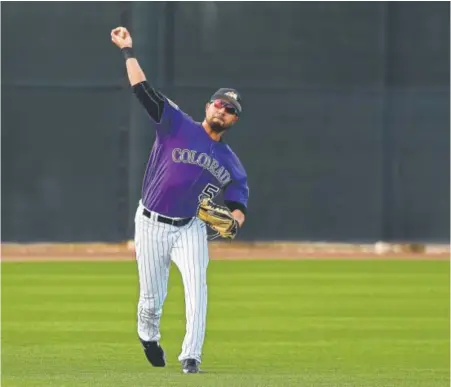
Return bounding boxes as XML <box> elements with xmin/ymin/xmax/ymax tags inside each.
<box><xmin>143</xmin><ymin>208</ymin><xmax>192</xmax><ymax>227</ymax></box>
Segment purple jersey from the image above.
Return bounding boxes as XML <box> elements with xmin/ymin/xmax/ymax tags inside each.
<box><xmin>141</xmin><ymin>98</ymin><xmax>249</xmax><ymax>218</ymax></box>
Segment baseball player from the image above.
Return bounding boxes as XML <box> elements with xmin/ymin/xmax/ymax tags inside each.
<box><xmin>111</xmin><ymin>27</ymin><xmax>249</xmax><ymax>374</ymax></box>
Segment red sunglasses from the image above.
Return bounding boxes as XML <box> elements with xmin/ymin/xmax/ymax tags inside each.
<box><xmin>211</xmin><ymin>99</ymin><xmax>239</xmax><ymax>115</ymax></box>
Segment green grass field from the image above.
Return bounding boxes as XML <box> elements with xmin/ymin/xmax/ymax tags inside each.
<box><xmin>2</xmin><ymin>259</ymin><xmax>449</xmax><ymax>387</ymax></box>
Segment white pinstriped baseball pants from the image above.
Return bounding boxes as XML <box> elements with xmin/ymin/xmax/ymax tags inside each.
<box><xmin>134</xmin><ymin>201</ymin><xmax>209</xmax><ymax>363</ymax></box>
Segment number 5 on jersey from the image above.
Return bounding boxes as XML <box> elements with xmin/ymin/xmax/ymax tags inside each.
<box><xmin>199</xmin><ymin>183</ymin><xmax>220</xmax><ymax>202</ymax></box>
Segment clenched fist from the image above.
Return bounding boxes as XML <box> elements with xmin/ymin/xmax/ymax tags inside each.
<box><xmin>111</xmin><ymin>26</ymin><xmax>132</xmax><ymax>49</ymax></box>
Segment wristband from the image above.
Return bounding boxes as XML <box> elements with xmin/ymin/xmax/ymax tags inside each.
<box><xmin>121</xmin><ymin>47</ymin><xmax>135</xmax><ymax>60</ymax></box>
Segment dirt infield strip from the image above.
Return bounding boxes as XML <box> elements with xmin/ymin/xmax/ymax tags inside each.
<box><xmin>1</xmin><ymin>242</ymin><xmax>449</xmax><ymax>261</ymax></box>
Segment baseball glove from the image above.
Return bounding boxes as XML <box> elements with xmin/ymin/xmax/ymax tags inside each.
<box><xmin>197</xmin><ymin>198</ymin><xmax>238</xmax><ymax>240</ymax></box>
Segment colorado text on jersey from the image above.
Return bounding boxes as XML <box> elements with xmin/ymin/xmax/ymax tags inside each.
<box><xmin>171</xmin><ymin>148</ymin><xmax>231</xmax><ymax>186</ymax></box>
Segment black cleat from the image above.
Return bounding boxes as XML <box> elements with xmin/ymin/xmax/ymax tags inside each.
<box><xmin>182</xmin><ymin>358</ymin><xmax>200</xmax><ymax>374</ymax></box>
<box><xmin>139</xmin><ymin>339</ymin><xmax>166</xmax><ymax>367</ymax></box>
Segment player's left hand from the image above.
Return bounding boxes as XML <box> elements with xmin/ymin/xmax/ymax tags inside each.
<box><xmin>197</xmin><ymin>198</ymin><xmax>239</xmax><ymax>240</ymax></box>
<box><xmin>111</xmin><ymin>26</ymin><xmax>133</xmax><ymax>49</ymax></box>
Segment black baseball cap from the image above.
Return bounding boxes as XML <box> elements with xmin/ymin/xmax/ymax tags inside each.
<box><xmin>210</xmin><ymin>88</ymin><xmax>242</xmax><ymax>115</ymax></box>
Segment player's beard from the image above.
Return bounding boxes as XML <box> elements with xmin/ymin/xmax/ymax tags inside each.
<box><xmin>210</xmin><ymin>122</ymin><xmax>227</xmax><ymax>133</ymax></box>
<box><xmin>208</xmin><ymin>117</ymin><xmax>229</xmax><ymax>133</ymax></box>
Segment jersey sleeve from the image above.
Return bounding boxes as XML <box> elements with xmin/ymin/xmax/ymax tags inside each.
<box><xmin>152</xmin><ymin>98</ymin><xmax>185</xmax><ymax>137</ymax></box>
<box><xmin>133</xmin><ymin>81</ymin><xmax>185</xmax><ymax>137</ymax></box>
<box><xmin>223</xmin><ymin>173</ymin><xmax>249</xmax><ymax>210</ymax></box>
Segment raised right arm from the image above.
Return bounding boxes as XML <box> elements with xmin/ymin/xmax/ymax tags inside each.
<box><xmin>111</xmin><ymin>26</ymin><xmax>165</xmax><ymax>123</ymax></box>
<box><xmin>126</xmin><ymin>56</ymin><xmax>165</xmax><ymax>123</ymax></box>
